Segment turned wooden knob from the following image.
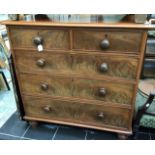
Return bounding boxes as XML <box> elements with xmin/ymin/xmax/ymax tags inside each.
<box><xmin>36</xmin><ymin>59</ymin><xmax>46</xmax><ymax>67</ymax></box>
<box><xmin>40</xmin><ymin>83</ymin><xmax>48</xmax><ymax>91</ymax></box>
<box><xmin>33</xmin><ymin>36</ymin><xmax>44</xmax><ymax>52</ymax></box>
<box><xmin>98</xmin><ymin>88</ymin><xmax>107</xmax><ymax>96</ymax></box>
<box><xmin>100</xmin><ymin>38</ymin><xmax>110</xmax><ymax>49</ymax></box>
<box><xmin>33</xmin><ymin>36</ymin><xmax>43</xmax><ymax>46</ymax></box>
<box><xmin>100</xmin><ymin>63</ymin><xmax>108</xmax><ymax>72</ymax></box>
<box><xmin>43</xmin><ymin>106</ymin><xmax>51</xmax><ymax>112</ymax></box>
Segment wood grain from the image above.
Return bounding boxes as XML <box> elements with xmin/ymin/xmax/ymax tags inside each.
<box><xmin>14</xmin><ymin>50</ymin><xmax>72</xmax><ymax>75</ymax></box>
<box><xmin>19</xmin><ymin>73</ymin><xmax>134</xmax><ymax>105</ymax></box>
<box><xmin>72</xmin><ymin>77</ymin><xmax>134</xmax><ymax>105</ymax></box>
<box><xmin>4</xmin><ymin>22</ymin><xmax>152</xmax><ymax>136</ymax></box>
<box><xmin>2</xmin><ymin>21</ymin><xmax>155</xmax><ymax>30</ymax></box>
<box><xmin>14</xmin><ymin>50</ymin><xmax>138</xmax><ymax>80</ymax></box>
<box><xmin>10</xmin><ymin>27</ymin><xmax>70</xmax><ymax>49</ymax></box>
<box><xmin>73</xmin><ymin>29</ymin><xmax>143</xmax><ymax>53</ymax></box>
<box><xmin>23</xmin><ymin>95</ymin><xmax>131</xmax><ymax>129</ymax></box>
<box><xmin>71</xmin><ymin>52</ymin><xmax>139</xmax><ymax>79</ymax></box>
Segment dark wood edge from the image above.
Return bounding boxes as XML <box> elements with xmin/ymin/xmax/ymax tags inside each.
<box><xmin>6</xmin><ymin>26</ymin><xmax>26</xmax><ymax>119</ymax></box>
<box><xmin>8</xmin><ymin>55</ymin><xmax>25</xmax><ymax>118</ymax></box>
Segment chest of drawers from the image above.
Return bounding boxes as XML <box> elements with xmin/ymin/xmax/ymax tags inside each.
<box><xmin>4</xmin><ymin>21</ymin><xmax>154</xmax><ymax>138</ymax></box>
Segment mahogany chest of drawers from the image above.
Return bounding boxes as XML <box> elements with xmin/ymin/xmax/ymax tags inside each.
<box><xmin>4</xmin><ymin>21</ymin><xmax>154</xmax><ymax>138</ymax></box>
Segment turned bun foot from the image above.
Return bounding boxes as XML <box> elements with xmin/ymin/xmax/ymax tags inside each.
<box><xmin>118</xmin><ymin>134</ymin><xmax>129</xmax><ymax>140</ymax></box>
<box><xmin>28</xmin><ymin>121</ymin><xmax>39</xmax><ymax>128</ymax></box>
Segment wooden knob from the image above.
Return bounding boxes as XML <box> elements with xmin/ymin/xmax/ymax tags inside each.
<box><xmin>100</xmin><ymin>63</ymin><xmax>108</xmax><ymax>72</ymax></box>
<box><xmin>98</xmin><ymin>88</ymin><xmax>106</xmax><ymax>96</ymax></box>
<box><xmin>36</xmin><ymin>59</ymin><xmax>45</xmax><ymax>67</ymax></box>
<box><xmin>33</xmin><ymin>36</ymin><xmax>43</xmax><ymax>46</ymax></box>
<box><xmin>100</xmin><ymin>38</ymin><xmax>110</xmax><ymax>49</ymax></box>
<box><xmin>40</xmin><ymin>83</ymin><xmax>48</xmax><ymax>91</ymax></box>
<box><xmin>43</xmin><ymin>106</ymin><xmax>51</xmax><ymax>112</ymax></box>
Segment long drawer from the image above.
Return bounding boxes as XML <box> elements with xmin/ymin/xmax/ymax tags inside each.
<box><xmin>19</xmin><ymin>73</ymin><xmax>134</xmax><ymax>105</ymax></box>
<box><xmin>14</xmin><ymin>50</ymin><xmax>139</xmax><ymax>80</ymax></box>
<box><xmin>72</xmin><ymin>29</ymin><xmax>143</xmax><ymax>53</ymax></box>
<box><xmin>23</xmin><ymin>95</ymin><xmax>131</xmax><ymax>129</ymax></box>
<box><xmin>9</xmin><ymin>27</ymin><xmax>70</xmax><ymax>49</ymax></box>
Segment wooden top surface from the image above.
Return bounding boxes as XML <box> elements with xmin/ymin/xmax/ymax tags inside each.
<box><xmin>1</xmin><ymin>20</ymin><xmax>155</xmax><ymax>29</ymax></box>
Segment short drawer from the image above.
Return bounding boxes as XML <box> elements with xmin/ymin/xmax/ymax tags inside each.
<box><xmin>72</xmin><ymin>77</ymin><xmax>134</xmax><ymax>105</ymax></box>
<box><xmin>19</xmin><ymin>74</ymin><xmax>73</xmax><ymax>98</ymax></box>
<box><xmin>73</xmin><ymin>29</ymin><xmax>143</xmax><ymax>53</ymax></box>
<box><xmin>23</xmin><ymin>95</ymin><xmax>131</xmax><ymax>129</ymax></box>
<box><xmin>71</xmin><ymin>52</ymin><xmax>139</xmax><ymax>80</ymax></box>
<box><xmin>10</xmin><ymin>27</ymin><xmax>70</xmax><ymax>49</ymax></box>
<box><xmin>15</xmin><ymin>50</ymin><xmax>72</xmax><ymax>75</ymax></box>
<box><xmin>19</xmin><ymin>74</ymin><xmax>134</xmax><ymax>105</ymax></box>
<box><xmin>15</xmin><ymin>50</ymin><xmax>139</xmax><ymax>80</ymax></box>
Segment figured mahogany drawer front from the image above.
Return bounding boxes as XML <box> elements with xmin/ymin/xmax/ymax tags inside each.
<box><xmin>23</xmin><ymin>96</ymin><xmax>130</xmax><ymax>129</ymax></box>
<box><xmin>10</xmin><ymin>28</ymin><xmax>69</xmax><ymax>49</ymax></box>
<box><xmin>73</xmin><ymin>29</ymin><xmax>142</xmax><ymax>53</ymax></box>
<box><xmin>15</xmin><ymin>50</ymin><xmax>138</xmax><ymax>80</ymax></box>
<box><xmin>15</xmin><ymin>50</ymin><xmax>72</xmax><ymax>75</ymax></box>
<box><xmin>71</xmin><ymin>53</ymin><xmax>138</xmax><ymax>80</ymax></box>
<box><xmin>72</xmin><ymin>78</ymin><xmax>134</xmax><ymax>105</ymax></box>
<box><xmin>20</xmin><ymin>74</ymin><xmax>73</xmax><ymax>98</ymax></box>
<box><xmin>19</xmin><ymin>74</ymin><xmax>134</xmax><ymax>105</ymax></box>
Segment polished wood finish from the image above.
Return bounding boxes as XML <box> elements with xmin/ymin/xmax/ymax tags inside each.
<box><xmin>14</xmin><ymin>50</ymin><xmax>139</xmax><ymax>80</ymax></box>
<box><xmin>5</xmin><ymin>21</ymin><xmax>152</xmax><ymax>137</ymax></box>
<box><xmin>23</xmin><ymin>95</ymin><xmax>131</xmax><ymax>130</ymax></box>
<box><xmin>9</xmin><ymin>27</ymin><xmax>70</xmax><ymax>49</ymax></box>
<box><xmin>73</xmin><ymin>29</ymin><xmax>143</xmax><ymax>53</ymax></box>
<box><xmin>2</xmin><ymin>20</ymin><xmax>155</xmax><ymax>29</ymax></box>
<box><xmin>71</xmin><ymin>52</ymin><xmax>139</xmax><ymax>79</ymax></box>
<box><xmin>19</xmin><ymin>73</ymin><xmax>134</xmax><ymax>105</ymax></box>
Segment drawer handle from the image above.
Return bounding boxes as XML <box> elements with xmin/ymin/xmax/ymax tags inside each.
<box><xmin>100</xmin><ymin>63</ymin><xmax>108</xmax><ymax>72</ymax></box>
<box><xmin>40</xmin><ymin>83</ymin><xmax>49</xmax><ymax>91</ymax></box>
<box><xmin>97</xmin><ymin>112</ymin><xmax>105</xmax><ymax>119</ymax></box>
<box><xmin>100</xmin><ymin>38</ymin><xmax>110</xmax><ymax>49</ymax></box>
<box><xmin>98</xmin><ymin>88</ymin><xmax>107</xmax><ymax>96</ymax></box>
<box><xmin>43</xmin><ymin>106</ymin><xmax>52</xmax><ymax>112</ymax></box>
<box><xmin>33</xmin><ymin>36</ymin><xmax>44</xmax><ymax>52</ymax></box>
<box><xmin>36</xmin><ymin>59</ymin><xmax>46</xmax><ymax>67</ymax></box>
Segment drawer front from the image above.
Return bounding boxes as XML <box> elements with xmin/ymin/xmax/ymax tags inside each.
<box><xmin>15</xmin><ymin>50</ymin><xmax>72</xmax><ymax>74</ymax></box>
<box><xmin>23</xmin><ymin>96</ymin><xmax>131</xmax><ymax>129</ymax></box>
<box><xmin>19</xmin><ymin>74</ymin><xmax>73</xmax><ymax>98</ymax></box>
<box><xmin>71</xmin><ymin>53</ymin><xmax>138</xmax><ymax>80</ymax></box>
<box><xmin>19</xmin><ymin>74</ymin><xmax>134</xmax><ymax>105</ymax></box>
<box><xmin>10</xmin><ymin>27</ymin><xmax>70</xmax><ymax>49</ymax></box>
<box><xmin>73</xmin><ymin>29</ymin><xmax>142</xmax><ymax>53</ymax></box>
<box><xmin>15</xmin><ymin>50</ymin><xmax>138</xmax><ymax>80</ymax></box>
<box><xmin>72</xmin><ymin>78</ymin><xmax>134</xmax><ymax>105</ymax></box>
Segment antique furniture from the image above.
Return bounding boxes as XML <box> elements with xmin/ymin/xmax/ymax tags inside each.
<box><xmin>3</xmin><ymin>20</ymin><xmax>155</xmax><ymax>138</ymax></box>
